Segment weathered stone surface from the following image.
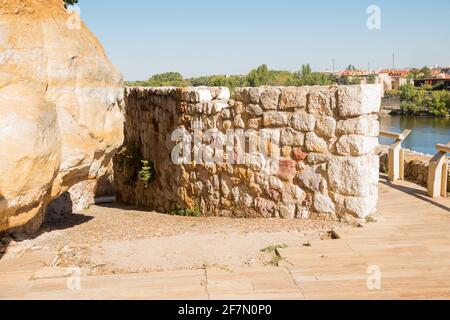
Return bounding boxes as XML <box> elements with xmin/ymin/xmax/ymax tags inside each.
<box><xmin>0</xmin><ymin>0</ymin><xmax>124</xmax><ymax>233</ymax></box>
<box><xmin>263</xmin><ymin>111</ymin><xmax>290</xmax><ymax>127</ymax></box>
<box><xmin>333</xmin><ymin>193</ymin><xmax>378</xmax><ymax>218</ymax></box>
<box><xmin>279</xmin><ymin>88</ymin><xmax>308</xmax><ymax>109</ymax></box>
<box><xmin>116</xmin><ymin>85</ymin><xmax>380</xmax><ymax>221</ymax></box>
<box><xmin>281</xmin><ymin>128</ymin><xmax>305</xmax><ymax>147</ymax></box>
<box><xmin>313</xmin><ymin>193</ymin><xmax>335</xmax><ymax>214</ymax></box>
<box><xmin>260</xmin><ymin>88</ymin><xmax>280</xmax><ymax>110</ymax></box>
<box><xmin>308</xmin><ymin>87</ymin><xmax>336</xmax><ymax>116</ymax></box>
<box><xmin>292</xmin><ymin>111</ymin><xmax>316</xmax><ymax>132</ymax></box>
<box><xmin>336</xmin><ymin>115</ymin><xmax>379</xmax><ymax>136</ymax></box>
<box><xmin>279</xmin><ymin>203</ymin><xmax>296</xmax><ymax>219</ymax></box>
<box><xmin>338</xmin><ymin>85</ymin><xmax>382</xmax><ymax>117</ymax></box>
<box><xmin>328</xmin><ymin>155</ymin><xmax>379</xmax><ymax>197</ymax></box>
<box><xmin>305</xmin><ymin>132</ymin><xmax>328</xmax><ymax>153</ymax></box>
<box><xmin>246</xmin><ymin>104</ymin><xmax>264</xmax><ymax>116</ymax></box>
<box><xmin>316</xmin><ymin>117</ymin><xmax>336</xmax><ymax>139</ymax></box>
<box><xmin>277</xmin><ymin>159</ymin><xmax>297</xmax><ymax>181</ymax></box>
<box><xmin>336</xmin><ymin>135</ymin><xmax>379</xmax><ymax>156</ymax></box>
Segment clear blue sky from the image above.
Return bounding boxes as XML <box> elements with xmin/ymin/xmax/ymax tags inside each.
<box><xmin>77</xmin><ymin>0</ymin><xmax>450</xmax><ymax>81</ymax></box>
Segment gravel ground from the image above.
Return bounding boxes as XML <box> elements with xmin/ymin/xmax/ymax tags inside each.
<box><xmin>1</xmin><ymin>203</ymin><xmax>353</xmax><ymax>275</ymax></box>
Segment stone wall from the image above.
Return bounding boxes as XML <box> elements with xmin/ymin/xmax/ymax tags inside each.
<box><xmin>115</xmin><ymin>85</ymin><xmax>381</xmax><ymax>221</ymax></box>
<box><xmin>377</xmin><ymin>146</ymin><xmax>450</xmax><ymax>193</ymax></box>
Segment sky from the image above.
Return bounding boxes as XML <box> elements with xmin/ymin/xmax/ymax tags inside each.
<box><xmin>77</xmin><ymin>0</ymin><xmax>450</xmax><ymax>81</ymax></box>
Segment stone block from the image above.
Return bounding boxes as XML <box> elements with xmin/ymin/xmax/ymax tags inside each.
<box><xmin>291</xmin><ymin>110</ymin><xmax>316</xmax><ymax>132</ymax></box>
<box><xmin>338</xmin><ymin>85</ymin><xmax>381</xmax><ymax>117</ymax></box>
<box><xmin>328</xmin><ymin>154</ymin><xmax>379</xmax><ymax>197</ymax></box>
<box><xmin>336</xmin><ymin>135</ymin><xmax>379</xmax><ymax>156</ymax></box>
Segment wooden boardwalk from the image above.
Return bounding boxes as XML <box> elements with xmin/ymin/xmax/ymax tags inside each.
<box><xmin>0</xmin><ymin>176</ymin><xmax>449</xmax><ymax>300</ymax></box>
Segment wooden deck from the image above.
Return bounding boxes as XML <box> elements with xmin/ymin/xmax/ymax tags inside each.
<box><xmin>0</xmin><ymin>176</ymin><xmax>449</xmax><ymax>300</ymax></box>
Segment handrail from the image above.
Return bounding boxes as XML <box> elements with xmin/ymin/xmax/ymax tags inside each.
<box><xmin>379</xmin><ymin>129</ymin><xmax>412</xmax><ymax>182</ymax></box>
<box><xmin>436</xmin><ymin>143</ymin><xmax>450</xmax><ymax>154</ymax></box>
<box><xmin>380</xmin><ymin>129</ymin><xmax>412</xmax><ymax>141</ymax></box>
<box><xmin>428</xmin><ymin>143</ymin><xmax>449</xmax><ymax>198</ymax></box>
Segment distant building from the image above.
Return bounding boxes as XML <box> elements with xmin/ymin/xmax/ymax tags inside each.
<box><xmin>414</xmin><ymin>78</ymin><xmax>450</xmax><ymax>90</ymax></box>
<box><xmin>376</xmin><ymin>69</ymin><xmax>412</xmax><ymax>96</ymax></box>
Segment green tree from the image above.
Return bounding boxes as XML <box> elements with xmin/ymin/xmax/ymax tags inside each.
<box><xmin>246</xmin><ymin>64</ymin><xmax>272</xmax><ymax>87</ymax></box>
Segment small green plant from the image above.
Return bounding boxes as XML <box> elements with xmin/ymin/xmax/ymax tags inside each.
<box><xmin>170</xmin><ymin>204</ymin><xmax>201</xmax><ymax>217</ymax></box>
<box><xmin>260</xmin><ymin>244</ymin><xmax>288</xmax><ymax>254</ymax></box>
<box><xmin>365</xmin><ymin>215</ymin><xmax>378</xmax><ymax>223</ymax></box>
<box><xmin>138</xmin><ymin>160</ymin><xmax>155</xmax><ymax>188</ymax></box>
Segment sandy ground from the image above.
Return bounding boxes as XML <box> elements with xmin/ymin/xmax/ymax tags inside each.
<box><xmin>0</xmin><ymin>203</ymin><xmax>352</xmax><ymax>275</ymax></box>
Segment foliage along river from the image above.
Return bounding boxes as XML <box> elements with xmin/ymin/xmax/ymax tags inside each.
<box><xmin>379</xmin><ymin>115</ymin><xmax>450</xmax><ymax>155</ymax></box>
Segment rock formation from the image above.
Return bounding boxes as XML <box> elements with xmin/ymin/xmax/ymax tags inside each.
<box><xmin>0</xmin><ymin>0</ymin><xmax>124</xmax><ymax>233</ymax></box>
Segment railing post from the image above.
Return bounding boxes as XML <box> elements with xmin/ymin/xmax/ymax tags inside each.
<box><xmin>428</xmin><ymin>143</ymin><xmax>449</xmax><ymax>198</ymax></box>
<box><xmin>380</xmin><ymin>129</ymin><xmax>412</xmax><ymax>182</ymax></box>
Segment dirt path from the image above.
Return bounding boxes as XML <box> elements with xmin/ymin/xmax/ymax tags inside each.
<box><xmin>1</xmin><ymin>204</ymin><xmax>351</xmax><ymax>275</ymax></box>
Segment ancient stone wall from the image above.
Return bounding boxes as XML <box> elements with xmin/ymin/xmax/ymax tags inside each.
<box><xmin>115</xmin><ymin>85</ymin><xmax>381</xmax><ymax>220</ymax></box>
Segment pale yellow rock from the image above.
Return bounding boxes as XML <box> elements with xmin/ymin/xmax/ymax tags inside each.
<box><xmin>0</xmin><ymin>0</ymin><xmax>124</xmax><ymax>233</ymax></box>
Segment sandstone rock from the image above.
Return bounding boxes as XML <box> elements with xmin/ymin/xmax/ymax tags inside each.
<box><xmin>305</xmin><ymin>132</ymin><xmax>328</xmax><ymax>153</ymax></box>
<box><xmin>263</xmin><ymin>111</ymin><xmax>290</xmax><ymax>127</ymax></box>
<box><xmin>292</xmin><ymin>111</ymin><xmax>316</xmax><ymax>132</ymax></box>
<box><xmin>255</xmin><ymin>197</ymin><xmax>277</xmax><ymax>218</ymax></box>
<box><xmin>279</xmin><ymin>88</ymin><xmax>308</xmax><ymax>109</ymax></box>
<box><xmin>307</xmin><ymin>87</ymin><xmax>336</xmax><ymax>116</ymax></box>
<box><xmin>279</xmin><ymin>203</ymin><xmax>296</xmax><ymax>219</ymax></box>
<box><xmin>235</xmin><ymin>87</ymin><xmax>262</xmax><ymax>104</ymax></box>
<box><xmin>338</xmin><ymin>85</ymin><xmax>381</xmax><ymax>117</ymax></box>
<box><xmin>328</xmin><ymin>155</ymin><xmax>379</xmax><ymax>197</ymax></box>
<box><xmin>336</xmin><ymin>115</ymin><xmax>379</xmax><ymax>136</ymax></box>
<box><xmin>246</xmin><ymin>104</ymin><xmax>264</xmax><ymax>116</ymax></box>
<box><xmin>281</xmin><ymin>128</ymin><xmax>305</xmax><ymax>147</ymax></box>
<box><xmin>260</xmin><ymin>88</ymin><xmax>280</xmax><ymax>110</ymax></box>
<box><xmin>277</xmin><ymin>159</ymin><xmax>297</xmax><ymax>181</ymax></box>
<box><xmin>316</xmin><ymin>117</ymin><xmax>336</xmax><ymax>139</ymax></box>
<box><xmin>297</xmin><ymin>166</ymin><xmax>323</xmax><ymax>192</ymax></box>
<box><xmin>336</xmin><ymin>135</ymin><xmax>379</xmax><ymax>156</ymax></box>
<box><xmin>293</xmin><ymin>148</ymin><xmax>308</xmax><ymax>161</ymax></box>
<box><xmin>333</xmin><ymin>193</ymin><xmax>378</xmax><ymax>218</ymax></box>
<box><xmin>313</xmin><ymin>193</ymin><xmax>335</xmax><ymax>214</ymax></box>
<box><xmin>0</xmin><ymin>0</ymin><xmax>124</xmax><ymax>233</ymax></box>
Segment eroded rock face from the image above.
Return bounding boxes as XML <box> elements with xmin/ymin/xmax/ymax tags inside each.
<box><xmin>0</xmin><ymin>0</ymin><xmax>124</xmax><ymax>233</ymax></box>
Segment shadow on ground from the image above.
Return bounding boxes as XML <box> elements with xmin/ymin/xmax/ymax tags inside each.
<box><xmin>380</xmin><ymin>177</ymin><xmax>450</xmax><ymax>213</ymax></box>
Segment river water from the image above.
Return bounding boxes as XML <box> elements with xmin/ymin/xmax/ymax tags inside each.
<box><xmin>379</xmin><ymin>115</ymin><xmax>450</xmax><ymax>155</ymax></box>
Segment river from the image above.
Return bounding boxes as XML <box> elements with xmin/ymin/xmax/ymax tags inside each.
<box><xmin>379</xmin><ymin>115</ymin><xmax>450</xmax><ymax>155</ymax></box>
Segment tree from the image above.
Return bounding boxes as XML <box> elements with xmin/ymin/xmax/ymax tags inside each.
<box><xmin>63</xmin><ymin>0</ymin><xmax>78</xmax><ymax>8</ymax></box>
<box><xmin>246</xmin><ymin>64</ymin><xmax>272</xmax><ymax>87</ymax></box>
<box><xmin>346</xmin><ymin>65</ymin><xmax>357</xmax><ymax>71</ymax></box>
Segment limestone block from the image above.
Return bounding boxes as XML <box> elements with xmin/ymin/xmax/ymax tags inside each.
<box><xmin>336</xmin><ymin>115</ymin><xmax>379</xmax><ymax>137</ymax></box>
<box><xmin>338</xmin><ymin>85</ymin><xmax>381</xmax><ymax>117</ymax></box>
<box><xmin>307</xmin><ymin>87</ymin><xmax>336</xmax><ymax>116</ymax></box>
<box><xmin>329</xmin><ymin>154</ymin><xmax>379</xmax><ymax>197</ymax></box>
<box><xmin>281</xmin><ymin>128</ymin><xmax>305</xmax><ymax>147</ymax></box>
<box><xmin>292</xmin><ymin>111</ymin><xmax>316</xmax><ymax>132</ymax></box>
<box><xmin>279</xmin><ymin>87</ymin><xmax>308</xmax><ymax>110</ymax></box>
<box><xmin>263</xmin><ymin>111</ymin><xmax>291</xmax><ymax>127</ymax></box>
<box><xmin>260</xmin><ymin>88</ymin><xmax>280</xmax><ymax>110</ymax></box>
<box><xmin>313</xmin><ymin>193</ymin><xmax>335</xmax><ymax>214</ymax></box>
<box><xmin>336</xmin><ymin>135</ymin><xmax>379</xmax><ymax>156</ymax></box>
<box><xmin>279</xmin><ymin>203</ymin><xmax>296</xmax><ymax>219</ymax></box>
<box><xmin>305</xmin><ymin>132</ymin><xmax>328</xmax><ymax>153</ymax></box>
<box><xmin>333</xmin><ymin>193</ymin><xmax>378</xmax><ymax>218</ymax></box>
<box><xmin>246</xmin><ymin>104</ymin><xmax>264</xmax><ymax>116</ymax></box>
<box><xmin>316</xmin><ymin>116</ymin><xmax>336</xmax><ymax>139</ymax></box>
